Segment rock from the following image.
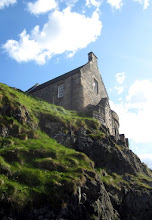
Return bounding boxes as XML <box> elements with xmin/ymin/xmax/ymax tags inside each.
<box><xmin>53</xmin><ymin>176</ymin><xmax>119</xmax><ymax>220</ymax></box>
<box><xmin>119</xmin><ymin>189</ymin><xmax>152</xmax><ymax>220</ymax></box>
<box><xmin>1</xmin><ymin>85</ymin><xmax>152</xmax><ymax>219</ymax></box>
<box><xmin>0</xmin><ymin>126</ymin><xmax>8</xmax><ymax>138</ymax></box>
<box><xmin>0</xmin><ymin>103</ymin><xmax>31</xmax><ymax>125</ymax></box>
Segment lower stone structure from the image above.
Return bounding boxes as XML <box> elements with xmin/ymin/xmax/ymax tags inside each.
<box><xmin>118</xmin><ymin>134</ymin><xmax>129</xmax><ymax>147</ymax></box>
<box><xmin>86</xmin><ymin>98</ymin><xmax>119</xmax><ymax>140</ymax></box>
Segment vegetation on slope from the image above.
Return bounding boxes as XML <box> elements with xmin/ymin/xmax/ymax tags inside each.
<box><xmin>0</xmin><ymin>135</ymin><xmax>96</xmax><ymax>211</ymax></box>
<box><xmin>0</xmin><ymin>83</ymin><xmax>101</xmax><ymax>131</ymax></box>
<box><xmin>0</xmin><ymin>83</ymin><xmax>99</xmax><ymax>213</ymax></box>
<box><xmin>0</xmin><ymin>82</ymin><xmax>152</xmax><ymax>218</ymax></box>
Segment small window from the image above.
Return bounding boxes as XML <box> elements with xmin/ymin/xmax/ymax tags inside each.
<box><xmin>93</xmin><ymin>79</ymin><xmax>98</xmax><ymax>94</ymax></box>
<box><xmin>58</xmin><ymin>84</ymin><xmax>64</xmax><ymax>98</ymax></box>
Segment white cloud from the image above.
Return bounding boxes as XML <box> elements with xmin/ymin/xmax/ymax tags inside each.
<box><xmin>139</xmin><ymin>153</ymin><xmax>152</xmax><ymax>161</ymax></box>
<box><xmin>27</xmin><ymin>0</ymin><xmax>58</xmax><ymax>15</ymax></box>
<box><xmin>3</xmin><ymin>7</ymin><xmax>102</xmax><ymax>64</ymax></box>
<box><xmin>86</xmin><ymin>0</ymin><xmax>101</xmax><ymax>8</ymax></box>
<box><xmin>126</xmin><ymin>80</ymin><xmax>152</xmax><ymax>108</ymax></box>
<box><xmin>138</xmin><ymin>153</ymin><xmax>152</xmax><ymax>169</ymax></box>
<box><xmin>115</xmin><ymin>86</ymin><xmax>124</xmax><ymax>94</ymax></box>
<box><xmin>106</xmin><ymin>0</ymin><xmax>123</xmax><ymax>9</ymax></box>
<box><xmin>134</xmin><ymin>0</ymin><xmax>150</xmax><ymax>9</ymax></box>
<box><xmin>0</xmin><ymin>0</ymin><xmax>16</xmax><ymax>9</ymax></box>
<box><xmin>110</xmin><ymin>80</ymin><xmax>152</xmax><ymax>143</ymax></box>
<box><xmin>3</xmin><ymin>30</ymin><xmax>42</xmax><ymax>63</ymax></box>
<box><xmin>115</xmin><ymin>72</ymin><xmax>125</xmax><ymax>84</ymax></box>
<box><xmin>114</xmin><ymin>72</ymin><xmax>125</xmax><ymax>94</ymax></box>
<box><xmin>144</xmin><ymin>0</ymin><xmax>150</xmax><ymax>9</ymax></box>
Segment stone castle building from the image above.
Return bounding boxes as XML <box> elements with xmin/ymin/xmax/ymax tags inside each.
<box><xmin>27</xmin><ymin>52</ymin><xmax>128</xmax><ymax>145</ymax></box>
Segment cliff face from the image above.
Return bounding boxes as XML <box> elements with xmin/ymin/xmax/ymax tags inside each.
<box><xmin>0</xmin><ymin>83</ymin><xmax>152</xmax><ymax>220</ymax></box>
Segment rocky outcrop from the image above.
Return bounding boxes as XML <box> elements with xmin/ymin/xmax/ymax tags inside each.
<box><xmin>39</xmin><ymin>116</ymin><xmax>149</xmax><ymax>176</ymax></box>
<box><xmin>58</xmin><ymin>176</ymin><xmax>118</xmax><ymax>220</ymax></box>
<box><xmin>120</xmin><ymin>188</ymin><xmax>152</xmax><ymax>220</ymax></box>
<box><xmin>37</xmin><ymin>113</ymin><xmax>152</xmax><ymax>220</ymax></box>
<box><xmin>1</xmin><ymin>85</ymin><xmax>152</xmax><ymax>220</ymax></box>
<box><xmin>3</xmin><ymin>176</ymin><xmax>119</xmax><ymax>220</ymax></box>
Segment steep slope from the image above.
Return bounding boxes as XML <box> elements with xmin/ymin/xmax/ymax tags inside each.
<box><xmin>0</xmin><ymin>83</ymin><xmax>152</xmax><ymax>220</ymax></box>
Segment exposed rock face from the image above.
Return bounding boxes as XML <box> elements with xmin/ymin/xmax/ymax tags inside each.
<box><xmin>4</xmin><ymin>176</ymin><xmax>119</xmax><ymax>220</ymax></box>
<box><xmin>39</xmin><ymin>116</ymin><xmax>149</xmax><ymax>176</ymax></box>
<box><xmin>61</xmin><ymin>177</ymin><xmax>118</xmax><ymax>220</ymax></box>
<box><xmin>74</xmin><ymin>134</ymin><xmax>147</xmax><ymax>176</ymax></box>
<box><xmin>0</xmin><ymin>103</ymin><xmax>30</xmax><ymax>124</ymax></box>
<box><xmin>120</xmin><ymin>189</ymin><xmax>152</xmax><ymax>220</ymax></box>
<box><xmin>1</xmin><ymin>87</ymin><xmax>152</xmax><ymax>220</ymax></box>
<box><xmin>37</xmin><ymin>115</ymin><xmax>152</xmax><ymax>220</ymax></box>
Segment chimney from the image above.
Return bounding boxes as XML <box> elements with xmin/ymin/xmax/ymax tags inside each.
<box><xmin>88</xmin><ymin>52</ymin><xmax>98</xmax><ymax>64</ymax></box>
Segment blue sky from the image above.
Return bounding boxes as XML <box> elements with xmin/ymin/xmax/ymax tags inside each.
<box><xmin>1</xmin><ymin>0</ymin><xmax>152</xmax><ymax>167</ymax></box>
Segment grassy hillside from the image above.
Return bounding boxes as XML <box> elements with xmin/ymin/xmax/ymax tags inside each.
<box><xmin>0</xmin><ymin>83</ymin><xmax>102</xmax><ymax>213</ymax></box>
<box><xmin>0</xmin><ymin>83</ymin><xmax>152</xmax><ymax>219</ymax></box>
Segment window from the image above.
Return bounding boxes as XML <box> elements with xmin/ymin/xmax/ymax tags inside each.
<box><xmin>93</xmin><ymin>79</ymin><xmax>98</xmax><ymax>94</ymax></box>
<box><xmin>58</xmin><ymin>84</ymin><xmax>64</xmax><ymax>98</ymax></box>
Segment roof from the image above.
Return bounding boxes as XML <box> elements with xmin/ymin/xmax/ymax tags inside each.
<box><xmin>26</xmin><ymin>83</ymin><xmax>39</xmax><ymax>93</ymax></box>
<box><xmin>26</xmin><ymin>64</ymin><xmax>85</xmax><ymax>93</ymax></box>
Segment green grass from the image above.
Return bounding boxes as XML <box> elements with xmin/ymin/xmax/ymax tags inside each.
<box><xmin>97</xmin><ymin>167</ymin><xmax>152</xmax><ymax>190</ymax></box>
<box><xmin>125</xmin><ymin>173</ymin><xmax>152</xmax><ymax>189</ymax></box>
<box><xmin>0</xmin><ymin>83</ymin><xmax>100</xmax><ymax>211</ymax></box>
<box><xmin>88</xmin><ymin>130</ymin><xmax>105</xmax><ymax>140</ymax></box>
<box><xmin>97</xmin><ymin>168</ymin><xmax>129</xmax><ymax>190</ymax></box>
<box><xmin>0</xmin><ymin>82</ymin><xmax>152</xmax><ymax>214</ymax></box>
<box><xmin>0</xmin><ymin>83</ymin><xmax>101</xmax><ymax>131</ymax></box>
<box><xmin>0</xmin><ymin>133</ymin><xmax>95</xmax><ymax>210</ymax></box>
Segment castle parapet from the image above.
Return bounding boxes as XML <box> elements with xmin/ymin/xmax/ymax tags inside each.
<box><xmin>118</xmin><ymin>134</ymin><xmax>129</xmax><ymax>148</ymax></box>
<box><xmin>111</xmin><ymin>110</ymin><xmax>119</xmax><ymax>124</ymax></box>
<box><xmin>111</xmin><ymin>110</ymin><xmax>119</xmax><ymax>139</ymax></box>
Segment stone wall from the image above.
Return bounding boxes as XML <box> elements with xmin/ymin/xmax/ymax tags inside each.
<box><xmin>104</xmin><ymin>102</ymin><xmax>113</xmax><ymax>135</ymax></box>
<box><xmin>87</xmin><ymin>98</ymin><xmax>118</xmax><ymax>137</ymax></box>
<box><xmin>92</xmin><ymin>107</ymin><xmax>106</xmax><ymax>126</ymax></box>
<box><xmin>111</xmin><ymin>110</ymin><xmax>119</xmax><ymax>139</ymax></box>
<box><xmin>29</xmin><ymin>52</ymin><xmax>120</xmax><ymax>139</ymax></box>
<box><xmin>30</xmin><ymin>52</ymin><xmax>108</xmax><ymax>112</ymax></box>
<box><xmin>31</xmin><ymin>71</ymin><xmax>84</xmax><ymax>111</ymax></box>
<box><xmin>119</xmin><ymin>134</ymin><xmax>129</xmax><ymax>147</ymax></box>
<box><xmin>80</xmin><ymin>56</ymin><xmax>108</xmax><ymax>110</ymax></box>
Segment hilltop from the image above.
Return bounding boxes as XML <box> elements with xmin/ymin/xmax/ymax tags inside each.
<box><xmin>0</xmin><ymin>83</ymin><xmax>152</xmax><ymax>220</ymax></box>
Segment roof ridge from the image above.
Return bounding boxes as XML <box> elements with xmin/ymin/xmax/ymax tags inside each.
<box><xmin>27</xmin><ymin>63</ymin><xmax>85</xmax><ymax>93</ymax></box>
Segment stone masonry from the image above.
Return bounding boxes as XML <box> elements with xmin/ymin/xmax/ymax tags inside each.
<box><xmin>27</xmin><ymin>52</ymin><xmax>128</xmax><ymax>144</ymax></box>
